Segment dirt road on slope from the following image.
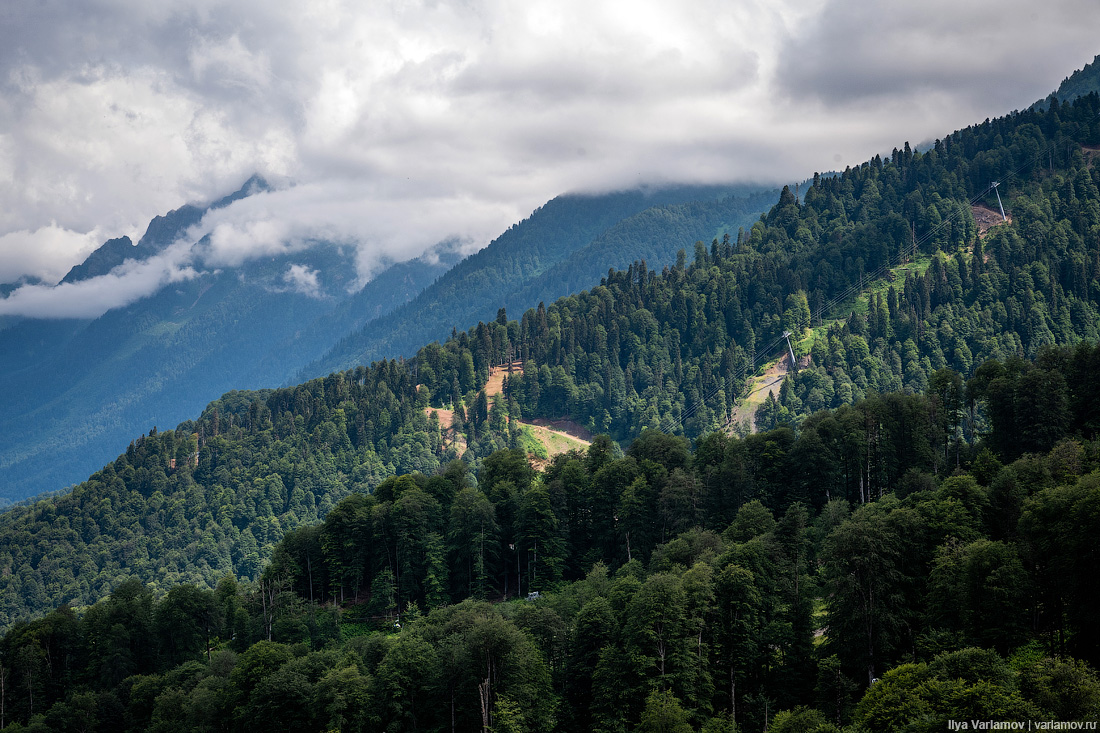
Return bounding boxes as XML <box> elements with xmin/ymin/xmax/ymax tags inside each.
<box><xmin>727</xmin><ymin>353</ymin><xmax>793</xmax><ymax>434</ymax></box>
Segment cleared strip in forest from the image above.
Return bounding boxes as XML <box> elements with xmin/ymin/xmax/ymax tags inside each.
<box><xmin>727</xmin><ymin>253</ymin><xmax>933</xmax><ymax>433</ymax></box>
<box><xmin>728</xmin><ymin>353</ymin><xmax>794</xmax><ymax>433</ymax></box>
<box><xmin>425</xmin><ymin>362</ymin><xmax>591</xmax><ymax>463</ymax></box>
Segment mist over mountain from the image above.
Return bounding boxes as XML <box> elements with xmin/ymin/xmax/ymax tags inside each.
<box><xmin>0</xmin><ymin>179</ymin><xmax>460</xmax><ymax>502</ymax></box>
<box><xmin>2</xmin><ymin>72</ymin><xmax>1100</xmax><ymax>732</ymax></box>
<box><xmin>0</xmin><ymin>180</ymin><xmax>776</xmax><ymax>502</ymax></box>
<box><xmin>303</xmin><ymin>183</ymin><xmax>777</xmax><ymax>379</ymax></box>
<box><xmin>2</xmin><ymin>39</ymin><xmax>1100</xmax><ymax>733</ymax></box>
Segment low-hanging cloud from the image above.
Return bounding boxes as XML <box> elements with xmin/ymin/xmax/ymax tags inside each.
<box><xmin>0</xmin><ymin>242</ymin><xmax>199</xmax><ymax>319</ymax></box>
<box><xmin>775</xmin><ymin>1</ymin><xmax>1100</xmax><ymax>118</ymax></box>
<box><xmin>0</xmin><ymin>0</ymin><xmax>1098</xmax><ymax>319</ymax></box>
<box><xmin>192</xmin><ymin>180</ymin><xmax>521</xmax><ymax>287</ymax></box>
<box><xmin>282</xmin><ymin>264</ymin><xmax>323</xmax><ymax>298</ymax></box>
<box><xmin>0</xmin><ymin>225</ymin><xmax>104</xmax><ymax>285</ymax></box>
<box><xmin>0</xmin><ymin>177</ymin><xmax>523</xmax><ymax>318</ymax></box>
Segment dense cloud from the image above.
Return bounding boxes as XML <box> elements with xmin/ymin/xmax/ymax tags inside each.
<box><xmin>0</xmin><ymin>243</ymin><xmax>199</xmax><ymax>319</ymax></box>
<box><xmin>0</xmin><ymin>0</ymin><xmax>1097</xmax><ymax>317</ymax></box>
<box><xmin>776</xmin><ymin>1</ymin><xmax>1097</xmax><ymax>111</ymax></box>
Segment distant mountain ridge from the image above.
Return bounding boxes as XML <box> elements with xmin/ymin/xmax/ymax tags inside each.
<box><xmin>503</xmin><ymin>191</ymin><xmax>778</xmax><ymax>316</ymax></box>
<box><xmin>59</xmin><ymin>236</ymin><xmax>143</xmax><ymax>284</ymax></box>
<box><xmin>0</xmin><ymin>180</ymin><xmax>775</xmax><ymax>502</ymax></box>
<box><xmin>0</xmin><ymin>178</ymin><xmax>454</xmax><ymax>502</ymax></box>
<box><xmin>1</xmin><ymin>55</ymin><xmax>1100</xmax><ymax>640</ymax></box>
<box><xmin>303</xmin><ymin>184</ymin><xmax>776</xmax><ymax>378</ymax></box>
<box><xmin>59</xmin><ymin>175</ymin><xmax>269</xmax><ymax>286</ymax></box>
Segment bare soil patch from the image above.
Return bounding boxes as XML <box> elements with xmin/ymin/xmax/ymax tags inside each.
<box><xmin>485</xmin><ymin>361</ymin><xmax>523</xmax><ymax>398</ymax></box>
<box><xmin>523</xmin><ymin>419</ymin><xmax>591</xmax><ymax>471</ymax></box>
<box><xmin>1082</xmin><ymin>144</ymin><xmax>1100</xmax><ymax>167</ymax></box>
<box><xmin>420</xmin><ymin>364</ymin><xmax>592</xmax><ymax>469</ymax></box>
<box><xmin>526</xmin><ymin>418</ymin><xmax>594</xmax><ymax>443</ymax></box>
<box><xmin>424</xmin><ymin>407</ymin><xmax>467</xmax><ymax>453</ymax></box>
<box><xmin>727</xmin><ymin>352</ymin><xmax>794</xmax><ymax>434</ymax></box>
<box><xmin>972</xmin><ymin>204</ymin><xmax>1011</xmax><ymax>237</ymax></box>
<box><xmin>426</xmin><ymin>407</ymin><xmax>454</xmax><ymax>429</ymax></box>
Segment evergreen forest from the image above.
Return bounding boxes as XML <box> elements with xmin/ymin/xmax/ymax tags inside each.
<box><xmin>1</xmin><ymin>87</ymin><xmax>1100</xmax><ymax>731</ymax></box>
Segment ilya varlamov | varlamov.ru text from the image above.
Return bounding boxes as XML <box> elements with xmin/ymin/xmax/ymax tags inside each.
<box><xmin>948</xmin><ymin>722</ymin><xmax>1098</xmax><ymax>731</ymax></box>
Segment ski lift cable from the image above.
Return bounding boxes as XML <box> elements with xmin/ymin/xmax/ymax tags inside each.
<box><xmin>811</xmin><ymin>118</ymin><xmax>1092</xmax><ymax>324</ymax></box>
<box><xmin>659</xmin><ymin>327</ymin><xmax>794</xmax><ymax>433</ymax></box>
<box><xmin>812</xmin><ymin>181</ymin><xmax>997</xmax><ymax>323</ymax></box>
<box><xmin>658</xmin><ymin>103</ymin><xmax>1100</xmax><ymax>435</ymax></box>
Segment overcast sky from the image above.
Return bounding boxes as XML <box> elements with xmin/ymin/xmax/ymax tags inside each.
<box><xmin>0</xmin><ymin>0</ymin><xmax>1097</xmax><ymax>317</ymax></box>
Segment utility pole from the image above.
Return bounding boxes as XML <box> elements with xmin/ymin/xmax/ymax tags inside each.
<box><xmin>991</xmin><ymin>182</ymin><xmax>1007</xmax><ymax>221</ymax></box>
<box><xmin>782</xmin><ymin>331</ymin><xmax>797</xmax><ymax>371</ymax></box>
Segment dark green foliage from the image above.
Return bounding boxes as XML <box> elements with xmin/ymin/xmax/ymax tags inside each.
<box><xmin>1</xmin><ymin>424</ymin><xmax>1098</xmax><ymax>731</ymax></box>
<box><xmin>305</xmin><ymin>185</ymin><xmax>776</xmax><ymax>378</ymax></box>
<box><xmin>3</xmin><ymin>70</ymin><xmax>1100</xmax><ymax>733</ymax></box>
<box><xmin>4</xmin><ymin>88</ymin><xmax>1082</xmax><ymax>629</ymax></box>
<box><xmin>1019</xmin><ymin>471</ymin><xmax>1100</xmax><ymax>662</ymax></box>
<box><xmin>1039</xmin><ymin>53</ymin><xmax>1100</xmax><ymax>108</ymax></box>
<box><xmin>0</xmin><ymin>357</ymin><xmax>462</xmax><ymax>628</ymax></box>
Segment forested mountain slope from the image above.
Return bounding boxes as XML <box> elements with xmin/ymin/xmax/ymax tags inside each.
<box><xmin>503</xmin><ymin>190</ymin><xmax>779</xmax><ymax>322</ymax></box>
<box><xmin>0</xmin><ymin>182</ymin><xmax>770</xmax><ymax>505</ymax></box>
<box><xmin>1038</xmin><ymin>52</ymin><xmax>1100</xmax><ymax>108</ymax></box>
<box><xmin>1</xmin><ymin>345</ymin><xmax>1098</xmax><ymax>731</ymax></box>
<box><xmin>0</xmin><ymin>222</ymin><xmax>458</xmax><ymax>505</ymax></box>
<box><xmin>1</xmin><ymin>67</ymin><xmax>1100</xmax><ymax>733</ymax></box>
<box><xmin>3</xmin><ymin>91</ymin><xmax>1100</xmax><ymax>636</ymax></box>
<box><xmin>301</xmin><ymin>185</ymin><xmax>775</xmax><ymax>378</ymax></box>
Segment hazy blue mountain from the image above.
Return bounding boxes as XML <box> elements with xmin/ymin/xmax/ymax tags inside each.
<box><xmin>238</xmin><ymin>242</ymin><xmax>466</xmax><ymax>388</ymax></box>
<box><xmin>303</xmin><ymin>184</ymin><xmax>776</xmax><ymax>378</ymax></box>
<box><xmin>0</xmin><ymin>179</ymin><xmax>774</xmax><ymax>503</ymax></box>
<box><xmin>502</xmin><ymin>189</ymin><xmax>778</xmax><ymax>318</ymax></box>
<box><xmin>0</xmin><ymin>181</ymin><xmax>456</xmax><ymax>503</ymax></box>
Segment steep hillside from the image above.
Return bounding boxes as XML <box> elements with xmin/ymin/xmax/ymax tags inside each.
<box><xmin>1038</xmin><ymin>53</ymin><xmax>1100</xmax><ymax>107</ymax></box>
<box><xmin>302</xmin><ymin>184</ymin><xmax>775</xmax><ymax>377</ymax></box>
<box><xmin>1</xmin><ymin>348</ymin><xmax>1097</xmax><ymax>732</ymax></box>
<box><xmin>2</xmin><ymin>83</ymin><xmax>1100</xmax><ymax>639</ymax></box>
<box><xmin>3</xmin><ymin>58</ymin><xmax>1100</xmax><ymax>733</ymax></box>
<box><xmin>0</xmin><ymin>224</ymin><xmax>456</xmax><ymax>505</ymax></box>
<box><xmin>502</xmin><ymin>189</ymin><xmax>779</xmax><ymax>320</ymax></box>
<box><xmin>0</xmin><ymin>183</ymin><xmax>768</xmax><ymax>504</ymax></box>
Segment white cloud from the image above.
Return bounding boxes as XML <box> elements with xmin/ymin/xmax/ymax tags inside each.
<box><xmin>0</xmin><ymin>0</ymin><xmax>1097</xmax><ymax>308</ymax></box>
<box><xmin>282</xmin><ymin>264</ymin><xmax>322</xmax><ymax>298</ymax></box>
<box><xmin>188</xmin><ymin>33</ymin><xmax>273</xmax><ymax>93</ymax></box>
<box><xmin>0</xmin><ymin>241</ymin><xmax>199</xmax><ymax>319</ymax></box>
<box><xmin>0</xmin><ymin>225</ymin><xmax>104</xmax><ymax>285</ymax></box>
<box><xmin>0</xmin><ymin>63</ymin><xmax>295</xmax><ymax>254</ymax></box>
<box><xmin>776</xmin><ymin>0</ymin><xmax>1098</xmax><ymax>110</ymax></box>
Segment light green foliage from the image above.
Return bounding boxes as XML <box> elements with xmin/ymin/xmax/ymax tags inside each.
<box><xmin>1017</xmin><ymin>656</ymin><xmax>1100</xmax><ymax>722</ymax></box>
<box><xmin>853</xmin><ymin>649</ymin><xmax>1040</xmax><ymax>733</ymax></box>
<box><xmin>2</xmin><ymin>79</ymin><xmax>1100</xmax><ymax>733</ymax></box>
<box><xmin>634</xmin><ymin>689</ymin><xmax>693</xmax><ymax>733</ymax></box>
<box><xmin>770</xmin><ymin>705</ymin><xmax>840</xmax><ymax>733</ymax></box>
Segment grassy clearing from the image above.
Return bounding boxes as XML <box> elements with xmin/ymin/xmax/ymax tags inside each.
<box><xmin>812</xmin><ymin>597</ymin><xmax>828</xmax><ymax>646</ymax></box>
<box><xmin>803</xmin><ymin>326</ymin><xmax>828</xmax><ymax>353</ymax></box>
<box><xmin>143</xmin><ymin>320</ymin><xmax>186</xmax><ymax>338</ymax></box>
<box><xmin>821</xmin><ymin>254</ymin><xmax>933</xmax><ymax>324</ymax></box>
<box><xmin>523</xmin><ymin>423</ymin><xmax>589</xmax><ymax>458</ymax></box>
<box><xmin>517</xmin><ymin>425</ymin><xmax>549</xmax><ymax>459</ymax></box>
